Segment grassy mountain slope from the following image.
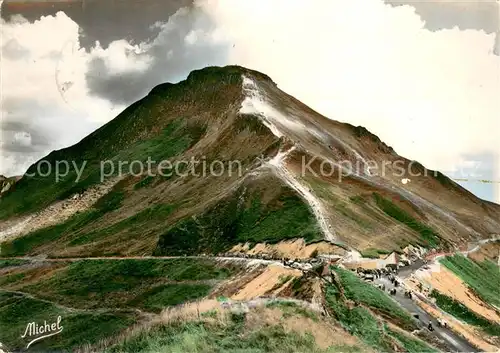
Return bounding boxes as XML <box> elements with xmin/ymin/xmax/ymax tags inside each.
<box><xmin>1</xmin><ymin>65</ymin><xmax>499</xmax><ymax>259</ymax></box>
<box><xmin>0</xmin><ymin>257</ymin><xmax>242</xmax><ymax>352</ymax></box>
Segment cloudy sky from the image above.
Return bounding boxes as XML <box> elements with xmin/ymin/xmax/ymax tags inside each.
<box><xmin>1</xmin><ymin>0</ymin><xmax>499</xmax><ymax>203</ymax></box>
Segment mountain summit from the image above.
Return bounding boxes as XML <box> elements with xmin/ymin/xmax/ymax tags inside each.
<box><xmin>0</xmin><ymin>65</ymin><xmax>498</xmax><ymax>257</ymax></box>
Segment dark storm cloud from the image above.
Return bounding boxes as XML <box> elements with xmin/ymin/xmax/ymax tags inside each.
<box><xmin>76</xmin><ymin>0</ymin><xmax>193</xmax><ymax>50</ymax></box>
<box><xmin>85</xmin><ymin>6</ymin><xmax>229</xmax><ymax>105</ymax></box>
<box><xmin>1</xmin><ymin>0</ymin><xmax>193</xmax><ymax>50</ymax></box>
<box><xmin>1</xmin><ymin>0</ymin><xmax>194</xmax><ymax>176</ymax></box>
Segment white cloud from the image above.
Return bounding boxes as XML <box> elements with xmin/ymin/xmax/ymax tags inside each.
<box><xmin>90</xmin><ymin>39</ymin><xmax>153</xmax><ymax>75</ymax></box>
<box><xmin>1</xmin><ymin>12</ymin><xmax>128</xmax><ymax>175</ymax></box>
<box><xmin>13</xmin><ymin>132</ymin><xmax>32</xmax><ymax>147</ymax></box>
<box><xmin>198</xmin><ymin>0</ymin><xmax>499</xmax><ymax>176</ymax></box>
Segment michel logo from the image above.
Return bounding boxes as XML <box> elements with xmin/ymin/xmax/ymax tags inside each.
<box><xmin>21</xmin><ymin>316</ymin><xmax>63</xmax><ymax>349</ymax></box>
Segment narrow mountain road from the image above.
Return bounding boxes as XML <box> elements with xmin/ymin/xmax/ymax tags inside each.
<box><xmin>0</xmin><ymin>288</ymin><xmax>153</xmax><ymax>318</ymax></box>
<box><xmin>462</xmin><ymin>236</ymin><xmax>499</xmax><ymax>255</ymax></box>
<box><xmin>373</xmin><ymin>276</ymin><xmax>478</xmax><ymax>352</ymax></box>
<box><xmin>0</xmin><ymin>255</ymin><xmax>281</xmax><ymax>266</ymax></box>
<box><xmin>349</xmin><ymin>237</ymin><xmax>500</xmax><ymax>352</ymax></box>
<box><xmin>215</xmin><ymin>296</ymin><xmax>325</xmax><ymax>314</ymax></box>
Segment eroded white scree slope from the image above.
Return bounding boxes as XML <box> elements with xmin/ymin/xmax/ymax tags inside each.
<box><xmin>240</xmin><ymin>75</ymin><xmax>372</xmax><ymax>176</ymax></box>
<box><xmin>266</xmin><ymin>147</ymin><xmax>337</xmax><ymax>242</ymax></box>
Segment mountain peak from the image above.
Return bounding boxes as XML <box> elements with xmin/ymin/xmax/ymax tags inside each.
<box><xmin>149</xmin><ymin>65</ymin><xmax>275</xmax><ymax>96</ymax></box>
<box><xmin>186</xmin><ymin>65</ymin><xmax>275</xmax><ymax>84</ymax></box>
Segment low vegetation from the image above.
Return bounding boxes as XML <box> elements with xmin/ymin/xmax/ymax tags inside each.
<box><xmin>105</xmin><ymin>306</ymin><xmax>363</xmax><ymax>353</ymax></box>
<box><xmin>360</xmin><ymin>248</ymin><xmax>391</xmax><ymax>259</ymax></box>
<box><xmin>440</xmin><ymin>254</ymin><xmax>500</xmax><ymax>308</ymax></box>
<box><xmin>109</xmin><ymin>320</ymin><xmax>314</xmax><ymax>353</ymax></box>
<box><xmin>372</xmin><ymin>193</ymin><xmax>441</xmax><ymax>248</ymax></box>
<box><xmin>332</xmin><ymin>267</ymin><xmax>414</xmax><ymax>328</ymax></box>
<box><xmin>325</xmin><ymin>285</ymin><xmax>393</xmax><ymax>350</ymax></box>
<box><xmin>128</xmin><ymin>283</ymin><xmax>213</xmax><ymax>313</ymax></box>
<box><xmin>0</xmin><ymin>259</ymin><xmax>30</xmax><ymax>268</ymax></box>
<box><xmin>68</xmin><ymin>203</ymin><xmax>178</xmax><ymax>246</ymax></box>
<box><xmin>0</xmin><ymin>292</ymin><xmax>135</xmax><ymax>352</ymax></box>
<box><xmin>349</xmin><ymin>195</ymin><xmax>365</xmax><ymax>205</ymax></box>
<box><xmin>265</xmin><ymin>300</ymin><xmax>319</xmax><ymax>322</ymax></box>
<box><xmin>133</xmin><ymin>175</ymin><xmax>154</xmax><ymax>190</ymax></box>
<box><xmin>0</xmin><ymin>188</ymin><xmax>181</xmax><ymax>256</ymax></box>
<box><xmin>334</xmin><ymin>201</ymin><xmax>373</xmax><ymax>230</ymax></box>
<box><xmin>0</xmin><ymin>187</ymin><xmax>126</xmax><ymax>257</ymax></box>
<box><xmin>155</xmin><ymin>184</ymin><xmax>322</xmax><ymax>256</ymax></box>
<box><xmin>2</xmin><ymin>259</ymin><xmax>235</xmax><ymax>312</ymax></box>
<box><xmin>430</xmin><ymin>290</ymin><xmax>500</xmax><ymax>336</ymax></box>
<box><xmin>0</xmin><ymin>213</ymin><xmax>89</xmax><ymax>257</ymax></box>
<box><xmin>307</xmin><ymin>181</ymin><xmax>373</xmax><ymax>230</ymax></box>
<box><xmin>386</xmin><ymin>327</ymin><xmax>438</xmax><ymax>353</ymax></box>
<box><xmin>0</xmin><ymin>272</ymin><xmax>26</xmax><ymax>286</ymax></box>
<box><xmin>325</xmin><ymin>282</ymin><xmax>434</xmax><ymax>353</ymax></box>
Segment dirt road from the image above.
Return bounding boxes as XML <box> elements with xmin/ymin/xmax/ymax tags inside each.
<box><xmin>0</xmin><ymin>255</ymin><xmax>281</xmax><ymax>266</ymax></box>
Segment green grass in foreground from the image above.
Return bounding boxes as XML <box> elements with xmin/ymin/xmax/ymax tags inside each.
<box><xmin>430</xmin><ymin>290</ymin><xmax>500</xmax><ymax>337</ymax></box>
<box><xmin>0</xmin><ymin>292</ymin><xmax>135</xmax><ymax>352</ymax></box>
<box><xmin>325</xmin><ymin>285</ymin><xmax>393</xmax><ymax>350</ymax></box>
<box><xmin>386</xmin><ymin>326</ymin><xmax>438</xmax><ymax>353</ymax></box>
<box><xmin>106</xmin><ymin>310</ymin><xmax>363</xmax><ymax>353</ymax></box>
<box><xmin>20</xmin><ymin>259</ymin><xmax>234</xmax><ymax>310</ymax></box>
<box><xmin>332</xmin><ymin>267</ymin><xmax>415</xmax><ymax>329</ymax></box>
<box><xmin>128</xmin><ymin>283</ymin><xmax>212</xmax><ymax>313</ymax></box>
<box><xmin>440</xmin><ymin>254</ymin><xmax>500</xmax><ymax>308</ymax></box>
<box><xmin>265</xmin><ymin>300</ymin><xmax>320</xmax><ymax>322</ymax></box>
<box><xmin>325</xmin><ymin>284</ymin><xmax>436</xmax><ymax>352</ymax></box>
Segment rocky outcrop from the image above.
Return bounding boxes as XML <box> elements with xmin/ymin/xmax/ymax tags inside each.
<box><xmin>0</xmin><ymin>175</ymin><xmax>20</xmax><ymax>197</ymax></box>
